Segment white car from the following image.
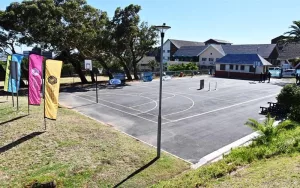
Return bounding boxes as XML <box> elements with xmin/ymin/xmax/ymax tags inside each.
<box><xmin>281</xmin><ymin>69</ymin><xmax>296</xmax><ymax>78</ymax></box>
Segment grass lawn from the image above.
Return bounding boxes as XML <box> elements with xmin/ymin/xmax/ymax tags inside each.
<box><xmin>60</xmin><ymin>76</ymin><xmax>109</xmax><ymax>85</ymax></box>
<box><xmin>0</xmin><ymin>96</ymin><xmax>189</xmax><ymax>187</ymax></box>
<box><xmin>211</xmin><ymin>153</ymin><xmax>300</xmax><ymax>188</ymax></box>
<box><xmin>154</xmin><ymin>119</ymin><xmax>300</xmax><ymax>188</ymax></box>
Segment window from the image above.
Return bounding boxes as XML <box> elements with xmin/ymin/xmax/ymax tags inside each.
<box><xmin>210</xmin><ymin>53</ymin><xmax>212</xmax><ymax>55</ymax></box>
<box><xmin>167</xmin><ymin>50</ymin><xmax>170</xmax><ymax>53</ymax></box>
<box><xmin>249</xmin><ymin>66</ymin><xmax>255</xmax><ymax>72</ymax></box>
<box><xmin>230</xmin><ymin>65</ymin><xmax>234</xmax><ymax>70</ymax></box>
<box><xmin>202</xmin><ymin>58</ymin><xmax>207</xmax><ymax>61</ymax></box>
<box><xmin>167</xmin><ymin>57</ymin><xmax>170</xmax><ymax>60</ymax></box>
<box><xmin>163</xmin><ymin>50</ymin><xmax>165</xmax><ymax>53</ymax></box>
<box><xmin>235</xmin><ymin>65</ymin><xmax>239</xmax><ymax>70</ymax></box>
<box><xmin>220</xmin><ymin>64</ymin><xmax>226</xmax><ymax>70</ymax></box>
<box><xmin>209</xmin><ymin>58</ymin><xmax>214</xmax><ymax>61</ymax></box>
<box><xmin>241</xmin><ymin>65</ymin><xmax>245</xmax><ymax>70</ymax></box>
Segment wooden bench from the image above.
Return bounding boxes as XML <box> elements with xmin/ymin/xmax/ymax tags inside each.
<box><xmin>260</xmin><ymin>106</ymin><xmax>268</xmax><ymax>114</ymax></box>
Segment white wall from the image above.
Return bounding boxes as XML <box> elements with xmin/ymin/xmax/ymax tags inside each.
<box><xmin>162</xmin><ymin>40</ymin><xmax>171</xmax><ymax>62</ymax></box>
<box><xmin>199</xmin><ymin>45</ymin><xmax>224</xmax><ymax>66</ymax></box>
<box><xmin>216</xmin><ymin>64</ymin><xmax>265</xmax><ymax>74</ymax></box>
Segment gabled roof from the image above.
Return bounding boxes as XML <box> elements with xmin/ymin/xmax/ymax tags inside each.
<box><xmin>222</xmin><ymin>44</ymin><xmax>276</xmax><ymax>58</ymax></box>
<box><xmin>205</xmin><ymin>39</ymin><xmax>232</xmax><ymax>44</ymax></box>
<box><xmin>216</xmin><ymin>54</ymin><xmax>272</xmax><ymax>66</ymax></box>
<box><xmin>138</xmin><ymin>56</ymin><xmax>156</xmax><ymax>64</ymax></box>
<box><xmin>277</xmin><ymin>43</ymin><xmax>300</xmax><ymax>60</ymax></box>
<box><xmin>172</xmin><ymin>44</ymin><xmax>277</xmax><ymax>58</ymax></box>
<box><xmin>173</xmin><ymin>45</ymin><xmax>207</xmax><ymax>57</ymax></box>
<box><xmin>168</xmin><ymin>39</ymin><xmax>205</xmax><ymax>48</ymax></box>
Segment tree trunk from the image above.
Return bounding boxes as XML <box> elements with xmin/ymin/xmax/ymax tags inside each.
<box><xmin>73</xmin><ymin>62</ymin><xmax>88</xmax><ymax>84</ymax></box>
<box><xmin>123</xmin><ymin>65</ymin><xmax>132</xmax><ymax>81</ymax></box>
<box><xmin>133</xmin><ymin>65</ymin><xmax>139</xmax><ymax>80</ymax></box>
<box><xmin>90</xmin><ymin>70</ymin><xmax>95</xmax><ymax>83</ymax></box>
<box><xmin>97</xmin><ymin>58</ymin><xmax>114</xmax><ymax>79</ymax></box>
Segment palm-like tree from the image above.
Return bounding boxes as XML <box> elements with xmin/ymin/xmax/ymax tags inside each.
<box><xmin>284</xmin><ymin>21</ymin><xmax>300</xmax><ymax>43</ymax></box>
<box><xmin>245</xmin><ymin>114</ymin><xmax>277</xmax><ymax>144</ymax></box>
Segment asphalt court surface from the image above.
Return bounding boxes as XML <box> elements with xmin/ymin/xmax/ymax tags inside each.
<box><xmin>59</xmin><ymin>77</ymin><xmax>289</xmax><ymax>163</ymax></box>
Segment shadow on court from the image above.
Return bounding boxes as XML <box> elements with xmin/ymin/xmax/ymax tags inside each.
<box><xmin>114</xmin><ymin>157</ymin><xmax>158</xmax><ymax>187</ymax></box>
<box><xmin>0</xmin><ymin>115</ymin><xmax>29</xmax><ymax>126</ymax></box>
<box><xmin>0</xmin><ymin>131</ymin><xmax>45</xmax><ymax>153</ymax></box>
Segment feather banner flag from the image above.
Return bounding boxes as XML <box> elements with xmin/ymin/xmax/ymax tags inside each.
<box><xmin>4</xmin><ymin>55</ymin><xmax>11</xmax><ymax>92</ymax></box>
<box><xmin>7</xmin><ymin>54</ymin><xmax>24</xmax><ymax>94</ymax></box>
<box><xmin>29</xmin><ymin>54</ymin><xmax>43</xmax><ymax>105</ymax></box>
<box><xmin>45</xmin><ymin>60</ymin><xmax>63</xmax><ymax>120</ymax></box>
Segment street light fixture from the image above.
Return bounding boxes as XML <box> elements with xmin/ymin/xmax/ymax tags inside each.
<box><xmin>154</xmin><ymin>23</ymin><xmax>171</xmax><ymax>158</ymax></box>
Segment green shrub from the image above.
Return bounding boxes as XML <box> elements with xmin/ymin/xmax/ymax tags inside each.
<box><xmin>277</xmin><ymin>84</ymin><xmax>300</xmax><ymax>109</ymax></box>
<box><xmin>168</xmin><ymin>63</ymin><xmax>198</xmax><ymax>71</ymax></box>
<box><xmin>277</xmin><ymin>84</ymin><xmax>300</xmax><ymax>122</ymax></box>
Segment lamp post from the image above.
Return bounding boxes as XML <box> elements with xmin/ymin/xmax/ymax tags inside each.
<box><xmin>154</xmin><ymin>23</ymin><xmax>171</xmax><ymax>158</ymax></box>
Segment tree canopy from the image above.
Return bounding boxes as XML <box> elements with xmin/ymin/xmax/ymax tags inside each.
<box><xmin>0</xmin><ymin>0</ymin><xmax>158</xmax><ymax>82</ymax></box>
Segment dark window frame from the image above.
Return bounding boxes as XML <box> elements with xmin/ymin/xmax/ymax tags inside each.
<box><xmin>220</xmin><ymin>64</ymin><xmax>226</xmax><ymax>70</ymax></box>
<box><xmin>241</xmin><ymin>65</ymin><xmax>245</xmax><ymax>70</ymax></box>
<box><xmin>230</xmin><ymin>65</ymin><xmax>234</xmax><ymax>70</ymax></box>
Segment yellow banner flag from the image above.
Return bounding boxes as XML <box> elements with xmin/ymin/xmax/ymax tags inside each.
<box><xmin>45</xmin><ymin>60</ymin><xmax>63</xmax><ymax>120</ymax></box>
<box><xmin>4</xmin><ymin>55</ymin><xmax>11</xmax><ymax>91</ymax></box>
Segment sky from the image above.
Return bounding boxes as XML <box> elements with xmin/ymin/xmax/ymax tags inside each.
<box><xmin>1</xmin><ymin>0</ymin><xmax>300</xmax><ymax>53</ymax></box>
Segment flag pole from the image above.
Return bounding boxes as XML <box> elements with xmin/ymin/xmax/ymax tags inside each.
<box><xmin>28</xmin><ymin>55</ymin><xmax>30</xmax><ymax>115</ymax></box>
<box><xmin>44</xmin><ymin>60</ymin><xmax>46</xmax><ymax>130</ymax></box>
<box><xmin>10</xmin><ymin>61</ymin><xmax>14</xmax><ymax>107</ymax></box>
<box><xmin>96</xmin><ymin>71</ymin><xmax>98</xmax><ymax>103</ymax></box>
<box><xmin>16</xmin><ymin>62</ymin><xmax>19</xmax><ymax>111</ymax></box>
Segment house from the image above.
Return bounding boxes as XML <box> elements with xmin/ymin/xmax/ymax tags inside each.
<box><xmin>162</xmin><ymin>39</ymin><xmax>204</xmax><ymax>62</ymax></box>
<box><xmin>204</xmin><ymin>39</ymin><xmax>232</xmax><ymax>45</ymax></box>
<box><xmin>172</xmin><ymin>45</ymin><xmax>207</xmax><ymax>62</ymax></box>
<box><xmin>215</xmin><ymin>54</ymin><xmax>272</xmax><ymax>79</ymax></box>
<box><xmin>174</xmin><ymin>44</ymin><xmax>278</xmax><ymax>69</ymax></box>
<box><xmin>137</xmin><ymin>56</ymin><xmax>158</xmax><ymax>72</ymax></box>
<box><xmin>271</xmin><ymin>35</ymin><xmax>300</xmax><ymax>69</ymax></box>
<box><xmin>276</xmin><ymin>43</ymin><xmax>300</xmax><ymax>69</ymax></box>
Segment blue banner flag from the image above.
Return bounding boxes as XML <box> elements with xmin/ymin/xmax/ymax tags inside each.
<box><xmin>8</xmin><ymin>54</ymin><xmax>24</xmax><ymax>93</ymax></box>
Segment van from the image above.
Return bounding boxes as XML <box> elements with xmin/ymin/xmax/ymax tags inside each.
<box><xmin>282</xmin><ymin>69</ymin><xmax>296</xmax><ymax>78</ymax></box>
<box><xmin>269</xmin><ymin>67</ymin><xmax>280</xmax><ymax>71</ymax></box>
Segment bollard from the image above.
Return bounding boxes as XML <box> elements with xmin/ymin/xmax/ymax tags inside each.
<box><xmin>208</xmin><ymin>82</ymin><xmax>211</xmax><ymax>91</ymax></box>
<box><xmin>215</xmin><ymin>82</ymin><xmax>218</xmax><ymax>90</ymax></box>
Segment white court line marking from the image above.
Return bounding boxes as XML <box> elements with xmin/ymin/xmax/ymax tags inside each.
<box><xmin>72</xmin><ymin>94</ymin><xmax>158</xmax><ymax>124</ymax></box>
<box><xmin>137</xmin><ymin>92</ymin><xmax>158</xmax><ymax>114</ymax></box>
<box><xmin>162</xmin><ymin>94</ymin><xmax>277</xmax><ymax>125</ymax></box>
<box><xmin>130</xmin><ymin>93</ymin><xmax>175</xmax><ymax>108</ymax></box>
<box><xmin>78</xmin><ymin>93</ymin><xmax>171</xmax><ymax>121</ymax></box>
<box><xmin>162</xmin><ymin>92</ymin><xmax>195</xmax><ymax>117</ymax></box>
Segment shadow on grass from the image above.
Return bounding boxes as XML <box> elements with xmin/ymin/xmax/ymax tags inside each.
<box><xmin>0</xmin><ymin>131</ymin><xmax>45</xmax><ymax>153</ymax></box>
<box><xmin>114</xmin><ymin>157</ymin><xmax>159</xmax><ymax>188</ymax></box>
<box><xmin>0</xmin><ymin>115</ymin><xmax>29</xmax><ymax>126</ymax></box>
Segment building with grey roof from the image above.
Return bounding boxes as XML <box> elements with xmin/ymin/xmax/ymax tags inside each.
<box><xmin>204</xmin><ymin>39</ymin><xmax>232</xmax><ymax>45</ymax></box>
<box><xmin>162</xmin><ymin>39</ymin><xmax>205</xmax><ymax>63</ymax></box>
<box><xmin>173</xmin><ymin>44</ymin><xmax>278</xmax><ymax>69</ymax></box>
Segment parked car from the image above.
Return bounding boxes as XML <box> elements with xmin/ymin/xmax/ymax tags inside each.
<box><xmin>269</xmin><ymin>67</ymin><xmax>280</xmax><ymax>71</ymax></box>
<box><xmin>281</xmin><ymin>69</ymin><xmax>296</xmax><ymax>78</ymax></box>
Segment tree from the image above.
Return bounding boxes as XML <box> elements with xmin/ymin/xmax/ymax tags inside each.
<box><xmin>245</xmin><ymin>114</ymin><xmax>277</xmax><ymax>145</ymax></box>
<box><xmin>147</xmin><ymin>59</ymin><xmax>158</xmax><ymax>72</ymax></box>
<box><xmin>0</xmin><ymin>0</ymin><xmax>109</xmax><ymax>84</ymax></box>
<box><xmin>110</xmin><ymin>4</ymin><xmax>158</xmax><ymax>80</ymax></box>
<box><xmin>284</xmin><ymin>21</ymin><xmax>300</xmax><ymax>43</ymax></box>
